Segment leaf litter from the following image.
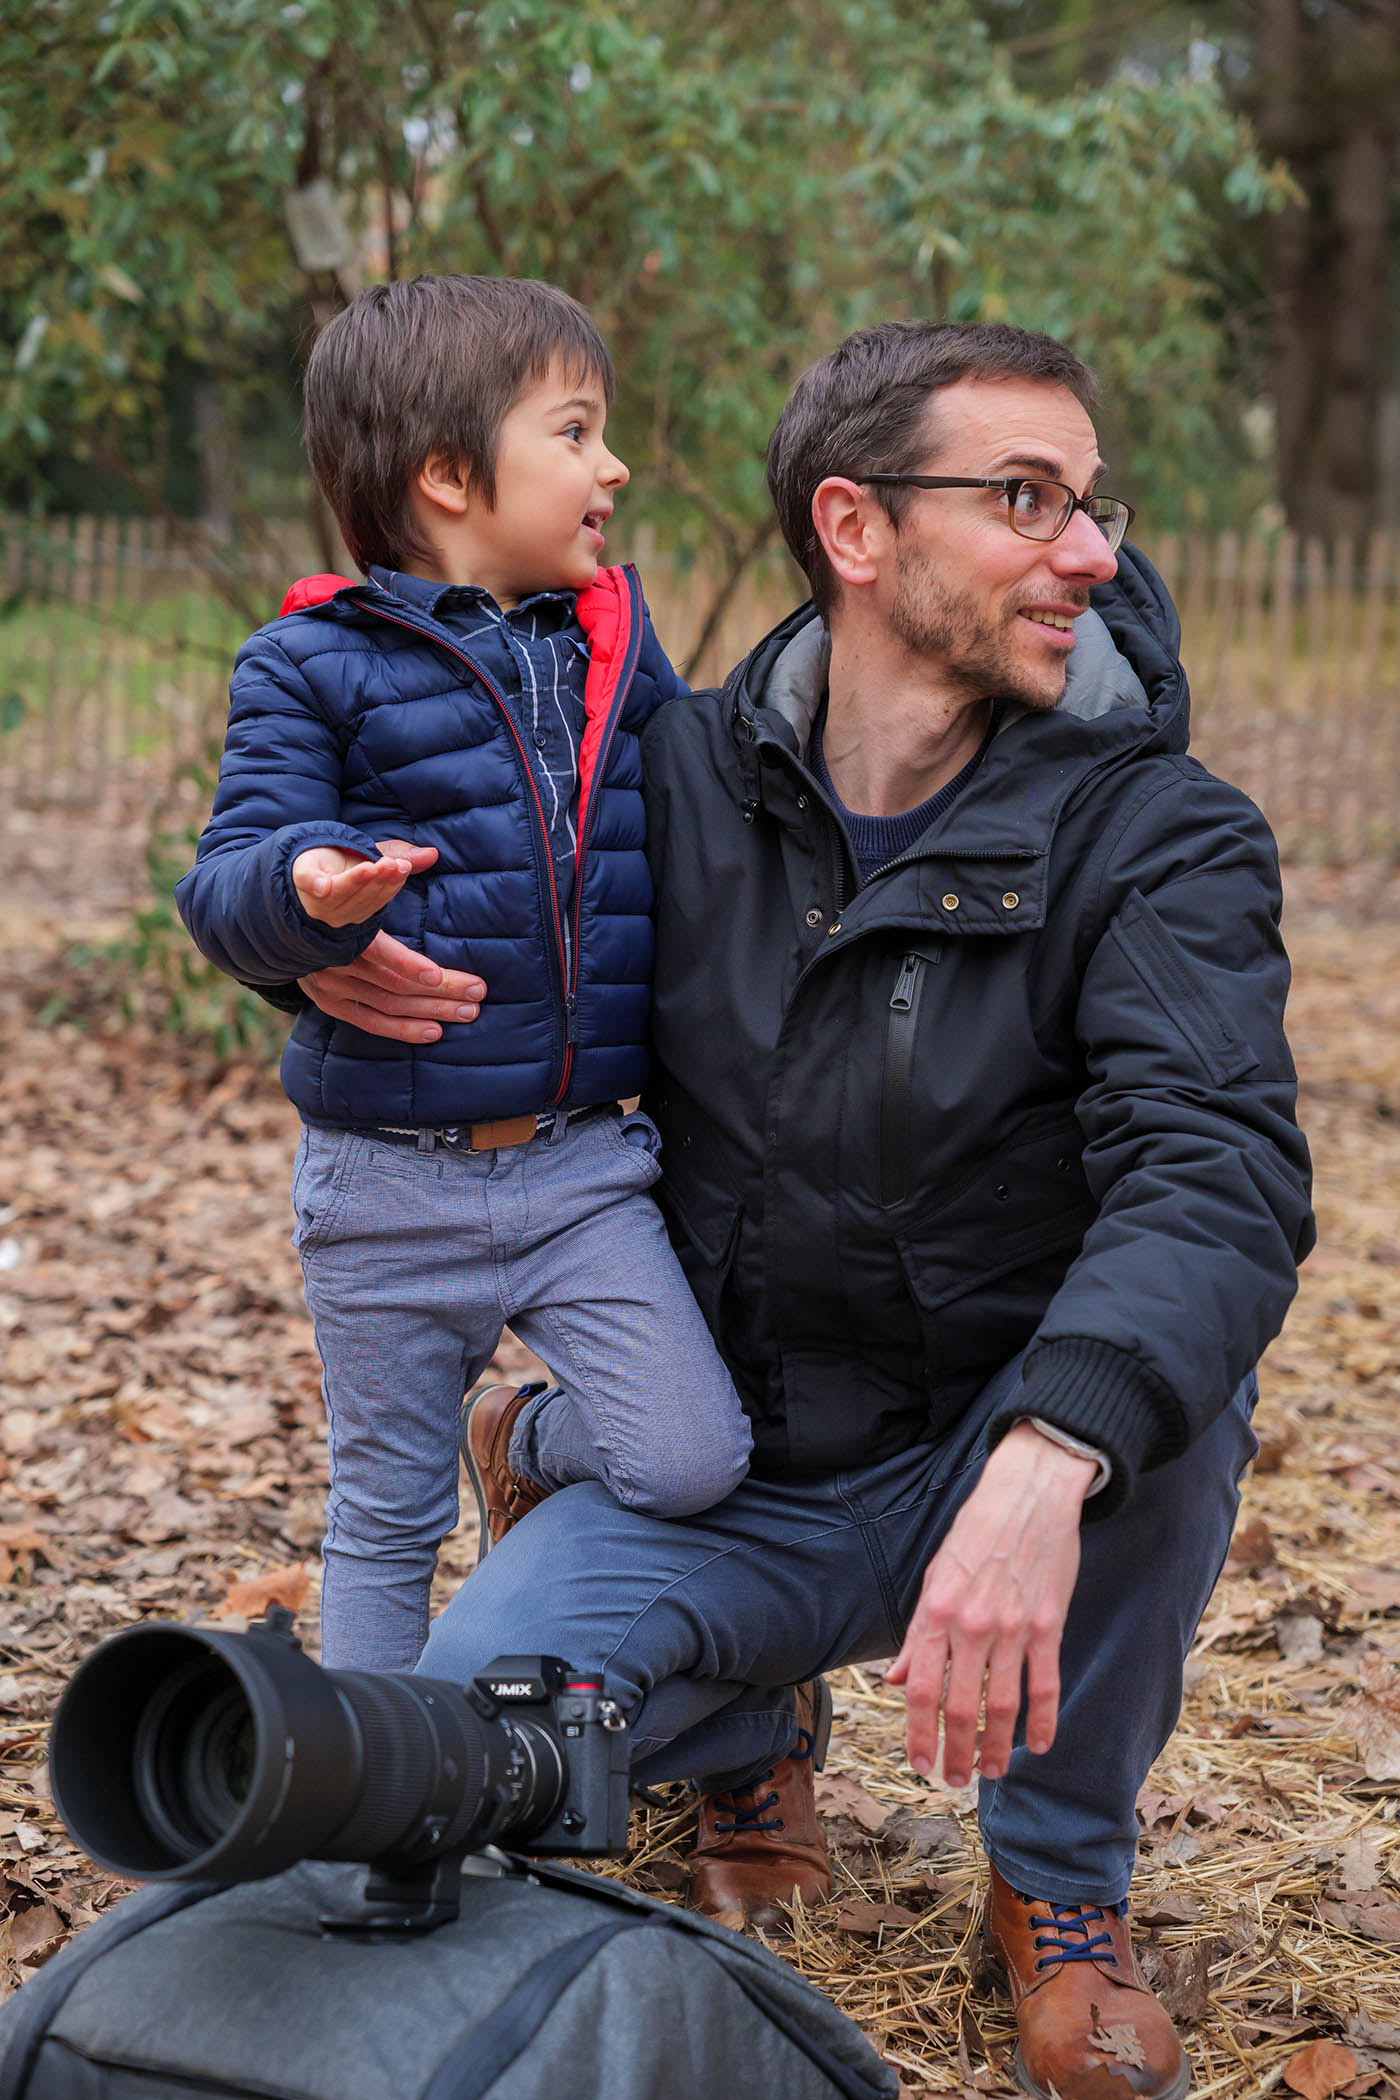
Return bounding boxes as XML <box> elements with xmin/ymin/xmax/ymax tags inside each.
<box><xmin>2</xmin><ymin>817</ymin><xmax>1400</xmax><ymax>2094</ymax></box>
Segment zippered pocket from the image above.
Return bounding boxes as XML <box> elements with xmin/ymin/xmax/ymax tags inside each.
<box><xmin>880</xmin><ymin>941</ymin><xmax>944</xmax><ymax>1207</ymax></box>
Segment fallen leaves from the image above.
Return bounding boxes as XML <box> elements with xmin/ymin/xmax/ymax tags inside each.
<box><xmin>1087</xmin><ymin>2018</ymin><xmax>1147</xmax><ymax>2067</ymax></box>
<box><xmin>1315</xmin><ymin>1888</ymin><xmax>1400</xmax><ymax>1946</ymax></box>
<box><xmin>834</xmin><ymin>1899</ymin><xmax>922</xmax><ymax>1935</ymax></box>
<box><xmin>1282</xmin><ymin>2040</ymin><xmax>1360</xmax><ymax>2099</ymax></box>
<box><xmin>4</xmin><ymin>828</ymin><xmax>1400</xmax><ymax>2092</ymax></box>
<box><xmin>1351</xmin><ymin>1655</ymin><xmax>1400</xmax><ymax>1782</ymax></box>
<box><xmin>1346</xmin><ymin>1568</ymin><xmax>1400</xmax><ymax>1615</ymax></box>
<box><xmin>816</xmin><ymin>1772</ymin><xmax>899</xmax><ymax>1834</ymax></box>
<box><xmin>0</xmin><ymin>1900</ymin><xmax>64</xmax><ymax>1968</ymax></box>
<box><xmin>212</xmin><ymin>1563</ymin><xmax>310</xmax><ymax>1620</ymax></box>
<box><xmin>1224</xmin><ymin>1514</ymin><xmax>1277</xmax><ymax>1575</ymax></box>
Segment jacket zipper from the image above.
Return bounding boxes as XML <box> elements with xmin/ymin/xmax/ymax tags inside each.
<box><xmin>557</xmin><ymin>571</ymin><xmax>644</xmax><ymax>1099</ymax></box>
<box><xmin>346</xmin><ymin>601</ymin><xmax>577</xmax><ymax>1099</ymax></box>
<box><xmin>880</xmin><ymin>943</ymin><xmax>942</xmax><ymax>1206</ymax></box>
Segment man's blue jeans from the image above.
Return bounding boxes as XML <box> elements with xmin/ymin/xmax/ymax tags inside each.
<box><xmin>420</xmin><ymin>1356</ymin><xmax>1258</xmax><ymax>1905</ymax></box>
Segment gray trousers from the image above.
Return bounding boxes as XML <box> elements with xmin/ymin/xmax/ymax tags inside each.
<box><xmin>293</xmin><ymin>1111</ymin><xmax>751</xmax><ymax>1671</ymax></box>
<box><xmin>419</xmin><ymin>1356</ymin><xmax>1259</xmax><ymax>1905</ymax></box>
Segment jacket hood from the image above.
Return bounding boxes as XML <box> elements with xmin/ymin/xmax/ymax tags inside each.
<box><xmin>727</xmin><ymin>542</ymin><xmax>1189</xmax><ymax>764</ymax></box>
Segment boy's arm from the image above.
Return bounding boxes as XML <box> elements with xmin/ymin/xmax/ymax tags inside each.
<box><xmin>175</xmin><ymin>632</ymin><xmax>406</xmax><ymax>985</ymax></box>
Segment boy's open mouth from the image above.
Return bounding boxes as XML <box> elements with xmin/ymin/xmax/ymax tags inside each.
<box><xmin>582</xmin><ymin>508</ymin><xmax>610</xmax><ymax>552</ymax></box>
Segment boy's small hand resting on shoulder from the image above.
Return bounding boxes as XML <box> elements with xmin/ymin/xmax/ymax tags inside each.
<box><xmin>293</xmin><ymin>837</ymin><xmax>439</xmax><ymax>927</ymax></box>
<box><xmin>886</xmin><ymin>1421</ymin><xmax>1097</xmax><ymax>1790</ymax></box>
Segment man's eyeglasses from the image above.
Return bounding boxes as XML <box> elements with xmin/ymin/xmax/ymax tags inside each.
<box><xmin>857</xmin><ymin>475</ymin><xmax>1135</xmax><ymax>554</ymax></box>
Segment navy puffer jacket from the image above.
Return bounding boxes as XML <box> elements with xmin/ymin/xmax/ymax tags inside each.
<box><xmin>175</xmin><ymin>564</ymin><xmax>681</xmax><ymax>1126</ymax></box>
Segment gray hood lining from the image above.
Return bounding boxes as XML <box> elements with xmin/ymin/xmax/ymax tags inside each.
<box><xmin>758</xmin><ymin>608</ymin><xmax>1148</xmax><ymax>749</ymax></box>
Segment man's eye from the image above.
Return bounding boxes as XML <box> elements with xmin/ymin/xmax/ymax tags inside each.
<box><xmin>1012</xmin><ymin>484</ymin><xmax>1047</xmax><ymax>520</ymax></box>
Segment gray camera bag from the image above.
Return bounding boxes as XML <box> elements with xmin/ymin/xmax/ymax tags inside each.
<box><xmin>0</xmin><ymin>1856</ymin><xmax>897</xmax><ymax>2100</ymax></box>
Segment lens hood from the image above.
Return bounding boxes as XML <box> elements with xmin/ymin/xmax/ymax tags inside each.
<box><xmin>50</xmin><ymin>1619</ymin><xmax>367</xmax><ymax>1883</ymax></box>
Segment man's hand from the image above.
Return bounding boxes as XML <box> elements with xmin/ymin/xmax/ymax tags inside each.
<box><xmin>299</xmin><ymin>926</ymin><xmax>487</xmax><ymax>1042</ymax></box>
<box><xmin>886</xmin><ymin>1422</ymin><xmax>1097</xmax><ymax>1788</ymax></box>
<box><xmin>292</xmin><ymin>836</ymin><xmax>439</xmax><ymax>928</ymax></box>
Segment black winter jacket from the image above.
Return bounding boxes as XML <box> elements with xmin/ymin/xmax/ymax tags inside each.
<box><xmin>640</xmin><ymin>549</ymin><xmax>1314</xmax><ymax>1516</ymax></box>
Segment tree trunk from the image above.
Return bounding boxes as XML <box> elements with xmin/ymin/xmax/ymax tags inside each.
<box><xmin>1253</xmin><ymin>0</ymin><xmax>1400</xmax><ymax>542</ymax></box>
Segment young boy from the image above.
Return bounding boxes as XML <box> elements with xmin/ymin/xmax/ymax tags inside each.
<box><xmin>176</xmin><ymin>275</ymin><xmax>751</xmax><ymax>1672</ymax></box>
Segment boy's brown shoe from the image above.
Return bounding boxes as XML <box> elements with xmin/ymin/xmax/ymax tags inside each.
<box><xmin>687</xmin><ymin>1677</ymin><xmax>834</xmax><ymax>1927</ymax></box>
<box><xmin>984</xmin><ymin>1864</ymin><xmax>1189</xmax><ymax>2100</ymax></box>
<box><xmin>460</xmin><ymin>1380</ymin><xmax>553</xmax><ymax>1563</ymax></box>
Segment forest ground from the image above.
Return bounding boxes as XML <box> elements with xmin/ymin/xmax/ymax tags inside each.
<box><xmin>2</xmin><ymin>801</ymin><xmax>1398</xmax><ymax>2099</ymax></box>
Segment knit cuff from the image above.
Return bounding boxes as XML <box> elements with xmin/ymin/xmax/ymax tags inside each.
<box><xmin>990</xmin><ymin>1337</ymin><xmax>1183</xmax><ymax>1521</ymax></box>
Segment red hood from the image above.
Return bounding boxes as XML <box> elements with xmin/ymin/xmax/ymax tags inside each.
<box><xmin>280</xmin><ymin>572</ymin><xmax>358</xmax><ymax>616</ymax></box>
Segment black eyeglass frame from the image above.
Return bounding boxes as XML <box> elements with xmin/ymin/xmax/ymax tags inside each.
<box><xmin>856</xmin><ymin>474</ymin><xmax>1135</xmax><ymax>553</ymax></box>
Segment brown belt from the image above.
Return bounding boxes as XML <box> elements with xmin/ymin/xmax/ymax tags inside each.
<box><xmin>373</xmin><ymin>1104</ymin><xmax>615</xmax><ymax>1154</ymax></box>
<box><xmin>463</xmin><ymin>1114</ymin><xmax>538</xmax><ymax>1150</ymax></box>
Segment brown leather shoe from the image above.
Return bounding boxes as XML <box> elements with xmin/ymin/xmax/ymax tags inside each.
<box><xmin>984</xmin><ymin>1864</ymin><xmax>1189</xmax><ymax>2100</ymax></box>
<box><xmin>460</xmin><ymin>1381</ymin><xmax>553</xmax><ymax>1562</ymax></box>
<box><xmin>687</xmin><ymin>1677</ymin><xmax>834</xmax><ymax>1926</ymax></box>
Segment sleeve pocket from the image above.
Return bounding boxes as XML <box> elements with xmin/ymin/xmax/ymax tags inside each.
<box><xmin>1109</xmin><ymin>888</ymin><xmax>1262</xmax><ymax>1087</ymax></box>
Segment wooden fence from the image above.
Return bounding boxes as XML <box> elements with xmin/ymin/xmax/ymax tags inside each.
<box><xmin>2</xmin><ymin>514</ymin><xmax>1398</xmax><ymax>862</ymax></box>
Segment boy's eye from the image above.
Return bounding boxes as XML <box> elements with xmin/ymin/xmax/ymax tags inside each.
<box><xmin>563</xmin><ymin>422</ymin><xmax>586</xmax><ymax>442</ymax></box>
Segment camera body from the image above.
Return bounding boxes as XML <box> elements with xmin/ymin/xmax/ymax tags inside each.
<box><xmin>466</xmin><ymin>1656</ymin><xmax>630</xmax><ymax>1856</ymax></box>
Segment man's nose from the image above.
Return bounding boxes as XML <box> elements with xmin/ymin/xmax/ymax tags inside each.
<box><xmin>1051</xmin><ymin>507</ymin><xmax>1119</xmax><ymax>583</ymax></box>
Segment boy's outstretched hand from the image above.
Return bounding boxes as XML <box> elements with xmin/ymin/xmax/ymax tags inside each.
<box><xmin>292</xmin><ymin>838</ymin><xmax>438</xmax><ymax>927</ymax></box>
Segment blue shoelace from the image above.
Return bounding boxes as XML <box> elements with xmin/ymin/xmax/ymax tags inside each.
<box><xmin>1023</xmin><ymin>1895</ymin><xmax>1129</xmax><ymax>1971</ymax></box>
<box><xmin>710</xmin><ymin>1722</ymin><xmax>818</xmax><ymax>1838</ymax></box>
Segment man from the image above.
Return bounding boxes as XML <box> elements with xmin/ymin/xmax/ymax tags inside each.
<box><xmin>298</xmin><ymin>322</ymin><xmax>1312</xmax><ymax>2100</ymax></box>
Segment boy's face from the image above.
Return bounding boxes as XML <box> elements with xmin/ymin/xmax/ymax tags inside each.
<box><xmin>417</xmin><ymin>356</ymin><xmax>629</xmax><ymax>605</ymax></box>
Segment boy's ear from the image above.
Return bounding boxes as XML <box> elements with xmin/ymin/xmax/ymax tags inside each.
<box><xmin>415</xmin><ymin>452</ymin><xmax>472</xmax><ymax>518</ymax></box>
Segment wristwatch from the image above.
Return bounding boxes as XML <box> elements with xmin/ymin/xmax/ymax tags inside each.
<box><xmin>1016</xmin><ymin>1416</ymin><xmax>1112</xmax><ymax>1497</ymax></box>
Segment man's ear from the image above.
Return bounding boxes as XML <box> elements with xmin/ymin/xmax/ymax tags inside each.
<box><xmin>810</xmin><ymin>477</ymin><xmax>891</xmax><ymax>596</ymax></box>
<box><xmin>415</xmin><ymin>452</ymin><xmax>472</xmax><ymax>519</ymax></box>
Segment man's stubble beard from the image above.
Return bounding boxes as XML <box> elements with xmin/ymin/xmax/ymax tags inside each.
<box><xmin>889</xmin><ymin>539</ymin><xmax>1070</xmax><ymax>713</ymax></box>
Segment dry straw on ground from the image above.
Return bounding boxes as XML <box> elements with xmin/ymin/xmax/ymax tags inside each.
<box><xmin>1</xmin><ymin>813</ymin><xmax>1398</xmax><ymax>2098</ymax></box>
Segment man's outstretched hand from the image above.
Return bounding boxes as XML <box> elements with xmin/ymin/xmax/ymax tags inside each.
<box><xmin>886</xmin><ymin>1422</ymin><xmax>1097</xmax><ymax>1789</ymax></box>
<box><xmin>299</xmin><ymin>929</ymin><xmax>487</xmax><ymax>1041</ymax></box>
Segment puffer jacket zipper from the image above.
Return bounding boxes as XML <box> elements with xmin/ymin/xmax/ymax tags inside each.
<box><xmin>558</xmin><ymin>568</ymin><xmax>643</xmax><ymax>1100</ymax></box>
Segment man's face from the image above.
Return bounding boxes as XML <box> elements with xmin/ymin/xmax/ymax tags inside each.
<box><xmin>471</xmin><ymin>355</ymin><xmax>630</xmax><ymax>603</ymax></box>
<box><xmin>880</xmin><ymin>377</ymin><xmax>1120</xmax><ymax>710</ymax></box>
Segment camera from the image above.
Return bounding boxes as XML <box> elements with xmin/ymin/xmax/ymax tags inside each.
<box><xmin>48</xmin><ymin>1609</ymin><xmax>631</xmax><ymax>1931</ymax></box>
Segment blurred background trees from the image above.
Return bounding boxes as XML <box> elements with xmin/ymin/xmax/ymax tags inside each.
<box><xmin>979</xmin><ymin>0</ymin><xmax>1400</xmax><ymax>546</ymax></box>
<box><xmin>11</xmin><ymin>0</ymin><xmax>1385</xmax><ymax>604</ymax></box>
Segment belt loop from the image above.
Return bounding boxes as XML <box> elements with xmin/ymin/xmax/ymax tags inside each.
<box><xmin>417</xmin><ymin>1129</ymin><xmax>437</xmax><ymax>1154</ymax></box>
<box><xmin>544</xmin><ymin>1108</ymin><xmax>565</xmax><ymax>1147</ymax></box>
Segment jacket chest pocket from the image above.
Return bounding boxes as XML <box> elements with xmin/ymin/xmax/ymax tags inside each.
<box><xmin>880</xmin><ymin>941</ymin><xmax>944</xmax><ymax>1207</ymax></box>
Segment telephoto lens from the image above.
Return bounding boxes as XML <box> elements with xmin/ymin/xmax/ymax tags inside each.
<box><xmin>48</xmin><ymin>1612</ymin><xmax>628</xmax><ymax>1888</ymax></box>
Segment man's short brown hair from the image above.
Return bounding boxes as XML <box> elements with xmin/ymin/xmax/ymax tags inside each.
<box><xmin>303</xmin><ymin>275</ymin><xmax>615</xmax><ymax>574</ymax></box>
<box><xmin>765</xmin><ymin>321</ymin><xmax>1099</xmax><ymax>617</ymax></box>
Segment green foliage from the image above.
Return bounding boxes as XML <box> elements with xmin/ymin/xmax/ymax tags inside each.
<box><xmin>859</xmin><ymin>56</ymin><xmax>1295</xmax><ymax>522</ymax></box>
<box><xmin>2</xmin><ymin>0</ymin><xmax>1287</xmax><ymax>546</ymax></box>
<box><xmin>54</xmin><ymin>756</ymin><xmax>288</xmax><ymax>1063</ymax></box>
<box><xmin>9</xmin><ymin>0</ymin><xmax>1300</xmax><ymax>1053</ymax></box>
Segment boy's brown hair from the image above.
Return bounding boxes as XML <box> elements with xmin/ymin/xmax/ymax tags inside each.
<box><xmin>304</xmin><ymin>275</ymin><xmax>616</xmax><ymax>574</ymax></box>
<box><xmin>765</xmin><ymin>320</ymin><xmax>1099</xmax><ymax>617</ymax></box>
